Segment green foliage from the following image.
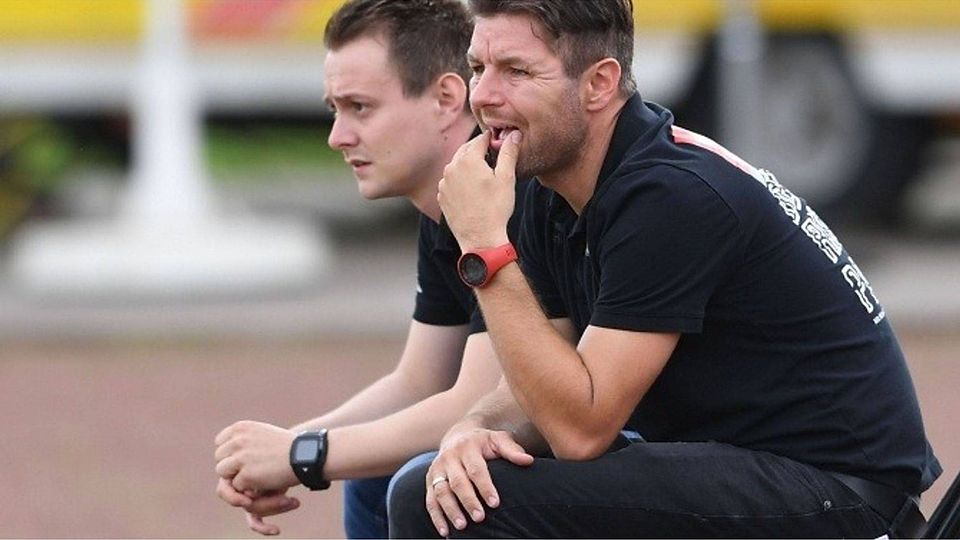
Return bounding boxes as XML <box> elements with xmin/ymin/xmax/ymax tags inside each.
<box><xmin>0</xmin><ymin>119</ymin><xmax>78</xmax><ymax>237</ymax></box>
<box><xmin>1</xmin><ymin>120</ymin><xmax>76</xmax><ymax>191</ymax></box>
<box><xmin>0</xmin><ymin>118</ymin><xmax>349</xmax><ymax>237</ymax></box>
<box><xmin>205</xmin><ymin>123</ymin><xmax>346</xmax><ymax>183</ymax></box>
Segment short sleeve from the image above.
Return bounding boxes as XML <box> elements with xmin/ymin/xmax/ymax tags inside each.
<box><xmin>590</xmin><ymin>167</ymin><xmax>742</xmax><ymax>333</ymax></box>
<box><xmin>413</xmin><ymin>217</ymin><xmax>472</xmax><ymax>327</ymax></box>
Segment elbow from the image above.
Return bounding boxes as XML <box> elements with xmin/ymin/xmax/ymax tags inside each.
<box><xmin>547</xmin><ymin>428</ymin><xmax>620</xmax><ymax>461</ymax></box>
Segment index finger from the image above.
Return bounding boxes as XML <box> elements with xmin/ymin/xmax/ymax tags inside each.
<box><xmin>459</xmin><ymin>130</ymin><xmax>491</xmax><ymax>161</ymax></box>
<box><xmin>214</xmin><ymin>424</ymin><xmax>234</xmax><ymax>446</ymax></box>
<box><xmin>217</xmin><ymin>476</ymin><xmax>253</xmax><ymax>508</ymax></box>
<box><xmin>494</xmin><ymin>130</ymin><xmax>522</xmax><ymax>180</ymax></box>
<box><xmin>214</xmin><ymin>439</ymin><xmax>237</xmax><ymax>462</ymax></box>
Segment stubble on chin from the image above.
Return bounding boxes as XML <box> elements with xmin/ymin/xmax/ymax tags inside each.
<box><xmin>518</xmin><ymin>125</ymin><xmax>585</xmax><ymax>181</ymax></box>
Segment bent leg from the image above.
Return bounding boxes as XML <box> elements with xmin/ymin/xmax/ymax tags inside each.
<box><xmin>343</xmin><ymin>476</ymin><xmax>392</xmax><ymax>539</ymax></box>
<box><xmin>390</xmin><ymin>442</ymin><xmax>887</xmax><ymax>538</ymax></box>
<box><xmin>389</xmin><ymin>458</ymin><xmax>441</xmax><ymax>539</ymax></box>
<box><xmin>386</xmin><ymin>451</ymin><xmax>438</xmax><ymax>517</ymax></box>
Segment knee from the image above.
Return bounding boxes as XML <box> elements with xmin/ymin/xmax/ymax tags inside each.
<box><xmin>387</xmin><ymin>451</ymin><xmax>437</xmax><ymax>505</ymax></box>
<box><xmin>387</xmin><ymin>459</ymin><xmax>435</xmax><ymax>538</ymax></box>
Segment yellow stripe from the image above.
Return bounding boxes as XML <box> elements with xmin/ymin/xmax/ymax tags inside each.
<box><xmin>758</xmin><ymin>0</ymin><xmax>960</xmax><ymax>31</ymax></box>
<box><xmin>0</xmin><ymin>0</ymin><xmax>142</xmax><ymax>42</ymax></box>
<box><xmin>634</xmin><ymin>0</ymin><xmax>960</xmax><ymax>31</ymax></box>
<box><xmin>635</xmin><ymin>0</ymin><xmax>722</xmax><ymax>32</ymax></box>
<box><xmin>288</xmin><ymin>0</ymin><xmax>346</xmax><ymax>41</ymax></box>
<box><xmin>0</xmin><ymin>0</ymin><xmax>957</xmax><ymax>43</ymax></box>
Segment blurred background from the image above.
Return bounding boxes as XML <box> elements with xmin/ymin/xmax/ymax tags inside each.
<box><xmin>0</xmin><ymin>0</ymin><xmax>957</xmax><ymax>537</ymax></box>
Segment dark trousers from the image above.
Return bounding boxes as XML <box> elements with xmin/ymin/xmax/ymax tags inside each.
<box><xmin>343</xmin><ymin>476</ymin><xmax>392</xmax><ymax>539</ymax></box>
<box><xmin>388</xmin><ymin>442</ymin><xmax>889</xmax><ymax>538</ymax></box>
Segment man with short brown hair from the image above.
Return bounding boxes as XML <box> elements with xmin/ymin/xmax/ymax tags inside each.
<box><xmin>388</xmin><ymin>1</ymin><xmax>940</xmax><ymax>537</ymax></box>
<box><xmin>213</xmin><ymin>1</ymin><xmax>527</xmax><ymax>537</ymax></box>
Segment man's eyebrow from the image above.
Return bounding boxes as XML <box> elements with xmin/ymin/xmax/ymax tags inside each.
<box><xmin>325</xmin><ymin>92</ymin><xmax>370</xmax><ymax>103</ymax></box>
<box><xmin>496</xmin><ymin>54</ymin><xmax>532</xmax><ymax>66</ymax></box>
<box><xmin>466</xmin><ymin>51</ymin><xmax>533</xmax><ymax>67</ymax></box>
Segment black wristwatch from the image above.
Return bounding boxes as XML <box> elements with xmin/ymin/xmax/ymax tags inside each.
<box><xmin>290</xmin><ymin>429</ymin><xmax>331</xmax><ymax>491</ymax></box>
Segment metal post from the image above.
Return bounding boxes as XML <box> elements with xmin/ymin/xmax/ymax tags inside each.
<box><xmin>717</xmin><ymin>0</ymin><xmax>765</xmax><ymax>159</ymax></box>
<box><xmin>7</xmin><ymin>0</ymin><xmax>329</xmax><ymax>299</ymax></box>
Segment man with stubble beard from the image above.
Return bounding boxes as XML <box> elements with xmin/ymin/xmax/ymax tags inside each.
<box><xmin>389</xmin><ymin>1</ymin><xmax>940</xmax><ymax>538</ymax></box>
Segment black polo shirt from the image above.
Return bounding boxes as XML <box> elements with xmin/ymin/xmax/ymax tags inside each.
<box><xmin>413</xmin><ymin>179</ymin><xmax>529</xmax><ymax>335</ymax></box>
<box><xmin>518</xmin><ymin>95</ymin><xmax>941</xmax><ymax>495</ymax></box>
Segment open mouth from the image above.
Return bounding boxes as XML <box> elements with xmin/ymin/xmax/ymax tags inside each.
<box><xmin>347</xmin><ymin>158</ymin><xmax>371</xmax><ymax>168</ymax></box>
<box><xmin>490</xmin><ymin>125</ymin><xmax>519</xmax><ymax>145</ymax></box>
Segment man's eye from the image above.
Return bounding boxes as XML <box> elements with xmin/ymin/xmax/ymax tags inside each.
<box><xmin>510</xmin><ymin>67</ymin><xmax>529</xmax><ymax>77</ymax></box>
<box><xmin>471</xmin><ymin>64</ymin><xmax>484</xmax><ymax>75</ymax></box>
<box><xmin>352</xmin><ymin>102</ymin><xmax>367</xmax><ymax>113</ymax></box>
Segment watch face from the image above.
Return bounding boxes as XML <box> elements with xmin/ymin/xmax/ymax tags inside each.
<box><xmin>293</xmin><ymin>439</ymin><xmax>319</xmax><ymax>464</ymax></box>
<box><xmin>459</xmin><ymin>253</ymin><xmax>488</xmax><ymax>286</ymax></box>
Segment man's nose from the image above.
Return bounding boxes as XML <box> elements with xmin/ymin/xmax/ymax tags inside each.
<box><xmin>470</xmin><ymin>69</ymin><xmax>505</xmax><ymax>112</ymax></box>
<box><xmin>327</xmin><ymin>118</ymin><xmax>358</xmax><ymax>150</ymax></box>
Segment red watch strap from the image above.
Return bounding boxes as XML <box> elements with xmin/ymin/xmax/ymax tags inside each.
<box><xmin>460</xmin><ymin>242</ymin><xmax>517</xmax><ymax>288</ymax></box>
<box><xmin>479</xmin><ymin>242</ymin><xmax>518</xmax><ymax>283</ymax></box>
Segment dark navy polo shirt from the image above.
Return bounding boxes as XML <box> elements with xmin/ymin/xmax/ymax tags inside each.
<box><xmin>413</xmin><ymin>178</ymin><xmax>529</xmax><ymax>335</ymax></box>
<box><xmin>518</xmin><ymin>94</ymin><xmax>941</xmax><ymax>495</ymax></box>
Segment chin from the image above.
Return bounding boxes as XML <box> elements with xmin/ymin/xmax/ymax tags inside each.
<box><xmin>357</xmin><ymin>180</ymin><xmax>394</xmax><ymax>201</ymax></box>
<box><xmin>355</xmin><ymin>179</ymin><xmax>378</xmax><ymax>200</ymax></box>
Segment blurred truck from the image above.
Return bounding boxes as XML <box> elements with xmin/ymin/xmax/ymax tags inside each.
<box><xmin>1</xmin><ymin>0</ymin><xmax>958</xmax><ymax>221</ymax></box>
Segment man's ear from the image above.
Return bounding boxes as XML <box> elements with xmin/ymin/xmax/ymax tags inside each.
<box><xmin>433</xmin><ymin>72</ymin><xmax>470</xmax><ymax>128</ymax></box>
<box><xmin>582</xmin><ymin>58</ymin><xmax>622</xmax><ymax>112</ymax></box>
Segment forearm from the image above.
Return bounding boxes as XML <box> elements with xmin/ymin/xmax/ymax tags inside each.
<box><xmin>475</xmin><ymin>264</ymin><xmax>609</xmax><ymax>457</ymax></box>
<box><xmin>291</xmin><ymin>371</ymin><xmax>430</xmax><ymax>432</ymax></box>
<box><xmin>449</xmin><ymin>380</ymin><xmax>548</xmax><ymax>456</ymax></box>
<box><xmin>438</xmin><ymin>130</ymin><xmax>662</xmax><ymax>461</ymax></box>
<box><xmin>323</xmin><ymin>383</ymin><xmax>486</xmax><ymax>479</ymax></box>
<box><xmin>293</xmin><ymin>323</ymin><xmax>466</xmax><ymax>433</ymax></box>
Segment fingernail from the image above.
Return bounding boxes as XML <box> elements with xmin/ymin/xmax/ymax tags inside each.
<box><xmin>472</xmin><ymin>510</ymin><xmax>484</xmax><ymax>521</ymax></box>
<box><xmin>455</xmin><ymin>518</ymin><xmax>466</xmax><ymax>529</ymax></box>
<box><xmin>510</xmin><ymin>130</ymin><xmax>522</xmax><ymax>143</ymax></box>
<box><xmin>488</xmin><ymin>496</ymin><xmax>499</xmax><ymax>507</ymax></box>
<box><xmin>438</xmin><ymin>527</ymin><xmax>448</xmax><ymax>536</ymax></box>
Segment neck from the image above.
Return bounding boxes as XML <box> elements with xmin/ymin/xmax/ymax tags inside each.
<box><xmin>409</xmin><ymin>114</ymin><xmax>477</xmax><ymax>223</ymax></box>
<box><xmin>540</xmin><ymin>98</ymin><xmax>627</xmax><ymax>214</ymax></box>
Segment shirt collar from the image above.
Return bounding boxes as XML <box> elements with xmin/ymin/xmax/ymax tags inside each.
<box><xmin>595</xmin><ymin>93</ymin><xmax>665</xmax><ymax>192</ymax></box>
<box><xmin>567</xmin><ymin>95</ymin><xmax>671</xmax><ymax>238</ymax></box>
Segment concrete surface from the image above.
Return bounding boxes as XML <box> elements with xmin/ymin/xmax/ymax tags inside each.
<box><xmin>0</xmin><ymin>137</ymin><xmax>957</xmax><ymax>538</ymax></box>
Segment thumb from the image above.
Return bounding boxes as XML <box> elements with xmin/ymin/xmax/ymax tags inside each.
<box><xmin>494</xmin><ymin>130</ymin><xmax>522</xmax><ymax>180</ymax></box>
<box><xmin>491</xmin><ymin>431</ymin><xmax>534</xmax><ymax>466</ymax></box>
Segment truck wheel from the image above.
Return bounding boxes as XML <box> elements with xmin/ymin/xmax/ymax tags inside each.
<box><xmin>754</xmin><ymin>36</ymin><xmax>932</xmax><ymax>225</ymax></box>
<box><xmin>677</xmin><ymin>36</ymin><xmax>933</xmax><ymax>225</ymax></box>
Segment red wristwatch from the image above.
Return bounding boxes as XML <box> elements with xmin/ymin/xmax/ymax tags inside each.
<box><xmin>457</xmin><ymin>242</ymin><xmax>518</xmax><ymax>288</ymax></box>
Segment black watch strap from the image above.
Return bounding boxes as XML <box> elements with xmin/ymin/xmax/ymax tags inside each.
<box><xmin>290</xmin><ymin>429</ymin><xmax>331</xmax><ymax>491</ymax></box>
